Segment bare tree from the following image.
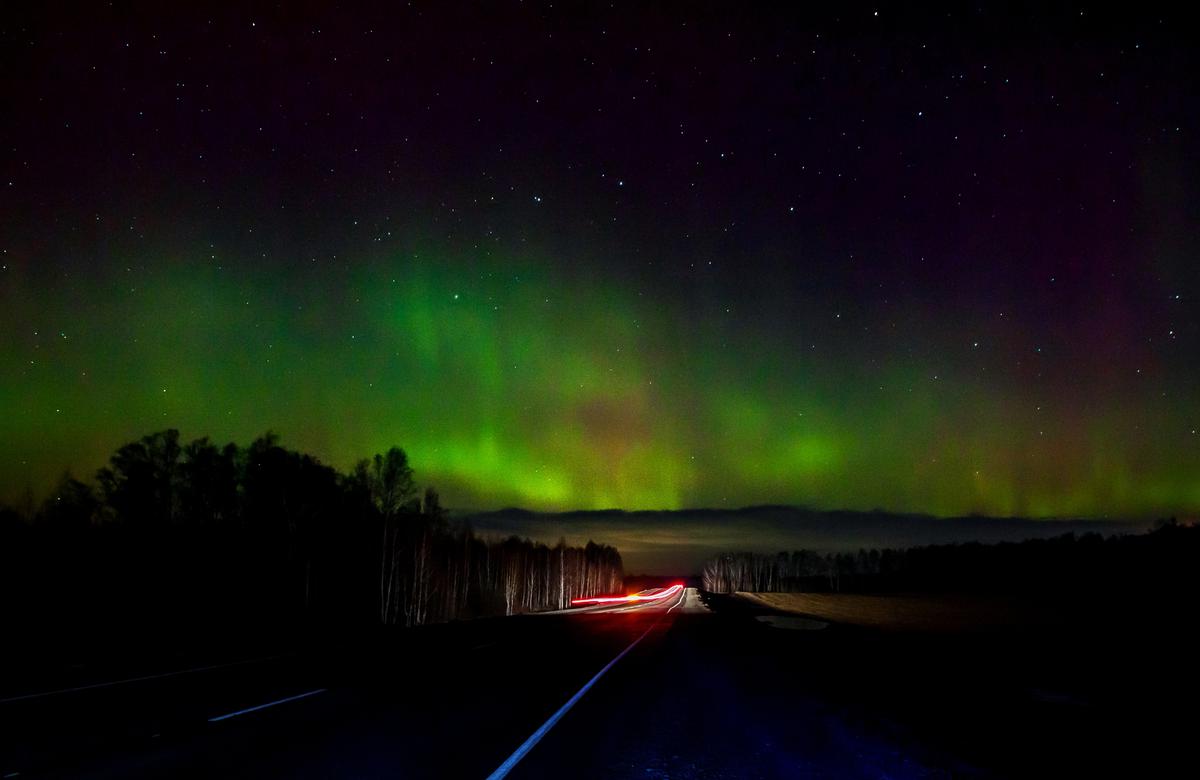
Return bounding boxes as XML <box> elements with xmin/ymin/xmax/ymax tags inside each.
<box><xmin>359</xmin><ymin>447</ymin><xmax>416</xmax><ymax>625</ymax></box>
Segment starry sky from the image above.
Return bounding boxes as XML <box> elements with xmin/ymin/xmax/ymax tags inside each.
<box><xmin>2</xmin><ymin>2</ymin><xmax>1198</xmax><ymax>519</ymax></box>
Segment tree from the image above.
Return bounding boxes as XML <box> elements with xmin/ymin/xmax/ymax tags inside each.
<box><xmin>360</xmin><ymin>447</ymin><xmax>418</xmax><ymax>625</ymax></box>
<box><xmin>363</xmin><ymin>447</ymin><xmax>417</xmax><ymax>517</ymax></box>
<box><xmin>179</xmin><ymin>438</ymin><xmax>239</xmax><ymax>528</ymax></box>
<box><xmin>97</xmin><ymin>429</ymin><xmax>183</xmax><ymax>528</ymax></box>
<box><xmin>38</xmin><ymin>472</ymin><xmax>100</xmax><ymax>532</ymax></box>
<box><xmin>8</xmin><ymin>429</ymin><xmax>629</xmax><ymax>635</ymax></box>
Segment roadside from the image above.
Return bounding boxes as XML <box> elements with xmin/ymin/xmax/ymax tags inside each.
<box><xmin>704</xmin><ymin>589</ymin><xmax>1197</xmax><ymax>777</ymax></box>
<box><xmin>735</xmin><ymin>591</ymin><xmax>1058</xmax><ymax>632</ymax></box>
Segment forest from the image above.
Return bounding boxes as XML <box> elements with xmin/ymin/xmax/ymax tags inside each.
<box><xmin>701</xmin><ymin>520</ymin><xmax>1200</xmax><ymax>595</ymax></box>
<box><xmin>0</xmin><ymin>429</ymin><xmax>623</xmax><ymax>639</ymax></box>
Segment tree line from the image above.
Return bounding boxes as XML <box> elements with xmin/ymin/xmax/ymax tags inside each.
<box><xmin>0</xmin><ymin>429</ymin><xmax>623</xmax><ymax>636</ymax></box>
<box><xmin>701</xmin><ymin>520</ymin><xmax>1200</xmax><ymax>595</ymax></box>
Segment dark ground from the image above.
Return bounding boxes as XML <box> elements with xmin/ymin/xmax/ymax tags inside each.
<box><xmin>1</xmin><ymin>589</ymin><xmax>1192</xmax><ymax>778</ymax></box>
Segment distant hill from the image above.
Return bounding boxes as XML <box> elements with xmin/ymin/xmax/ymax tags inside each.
<box><xmin>454</xmin><ymin>505</ymin><xmax>1152</xmax><ymax>575</ymax></box>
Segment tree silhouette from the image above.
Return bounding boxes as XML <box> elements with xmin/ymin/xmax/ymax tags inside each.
<box><xmin>97</xmin><ymin>428</ymin><xmax>183</xmax><ymax>528</ymax></box>
<box><xmin>38</xmin><ymin>472</ymin><xmax>100</xmax><ymax>532</ymax></box>
<box><xmin>1</xmin><ymin>429</ymin><xmax>625</xmax><ymax>637</ymax></box>
<box><xmin>358</xmin><ymin>447</ymin><xmax>418</xmax><ymax>624</ymax></box>
<box><xmin>701</xmin><ymin>523</ymin><xmax>1200</xmax><ymax>596</ymax></box>
<box><xmin>179</xmin><ymin>438</ymin><xmax>238</xmax><ymax>528</ymax></box>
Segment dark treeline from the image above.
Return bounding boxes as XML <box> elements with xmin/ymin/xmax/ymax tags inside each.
<box><xmin>701</xmin><ymin>521</ymin><xmax>1200</xmax><ymax>595</ymax></box>
<box><xmin>0</xmin><ymin>430</ymin><xmax>622</xmax><ymax>636</ymax></box>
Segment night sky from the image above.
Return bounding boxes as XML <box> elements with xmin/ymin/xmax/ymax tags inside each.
<box><xmin>2</xmin><ymin>2</ymin><xmax>1197</xmax><ymax>519</ymax></box>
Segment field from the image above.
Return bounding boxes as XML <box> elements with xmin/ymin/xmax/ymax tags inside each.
<box><xmin>736</xmin><ymin>591</ymin><xmax>1061</xmax><ymax>632</ymax></box>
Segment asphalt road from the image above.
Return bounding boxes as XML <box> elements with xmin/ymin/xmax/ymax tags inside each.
<box><xmin>0</xmin><ymin>588</ymin><xmax>1189</xmax><ymax>778</ymax></box>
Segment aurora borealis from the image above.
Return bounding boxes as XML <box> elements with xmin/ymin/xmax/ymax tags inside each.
<box><xmin>2</xmin><ymin>3</ymin><xmax>1198</xmax><ymax>520</ymax></box>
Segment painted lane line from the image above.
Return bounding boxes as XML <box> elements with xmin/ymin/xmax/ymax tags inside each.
<box><xmin>486</xmin><ymin>618</ymin><xmax>664</xmax><ymax>780</ymax></box>
<box><xmin>207</xmin><ymin>688</ymin><xmax>327</xmax><ymax>722</ymax></box>
<box><xmin>0</xmin><ymin>654</ymin><xmax>290</xmax><ymax>705</ymax></box>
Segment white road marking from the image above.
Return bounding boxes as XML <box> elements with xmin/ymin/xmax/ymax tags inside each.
<box><xmin>611</xmin><ymin>587</ymin><xmax>687</xmax><ymax>614</ymax></box>
<box><xmin>485</xmin><ymin>599</ymin><xmax>680</xmax><ymax>779</ymax></box>
<box><xmin>0</xmin><ymin>654</ymin><xmax>289</xmax><ymax>704</ymax></box>
<box><xmin>207</xmin><ymin>688</ymin><xmax>327</xmax><ymax>722</ymax></box>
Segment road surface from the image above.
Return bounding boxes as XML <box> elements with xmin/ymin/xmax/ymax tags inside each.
<box><xmin>0</xmin><ymin>588</ymin><xmax>1187</xmax><ymax>778</ymax></box>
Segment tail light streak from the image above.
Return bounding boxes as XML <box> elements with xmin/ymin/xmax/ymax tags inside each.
<box><xmin>570</xmin><ymin>583</ymin><xmax>684</xmax><ymax>607</ymax></box>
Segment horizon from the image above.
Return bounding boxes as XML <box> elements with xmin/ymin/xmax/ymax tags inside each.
<box><xmin>10</xmin><ymin>423</ymin><xmax>1188</xmax><ymax>523</ymax></box>
<box><xmin>4</xmin><ymin>423</ymin><xmax>1165</xmax><ymax>577</ymax></box>
<box><xmin>3</xmin><ymin>425</ymin><xmax>1165</xmax><ymax>574</ymax></box>
<box><xmin>4</xmin><ymin>424</ymin><xmax>1199</xmax><ymax>521</ymax></box>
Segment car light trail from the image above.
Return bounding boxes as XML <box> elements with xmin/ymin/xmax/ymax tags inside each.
<box><xmin>570</xmin><ymin>583</ymin><xmax>683</xmax><ymax>606</ymax></box>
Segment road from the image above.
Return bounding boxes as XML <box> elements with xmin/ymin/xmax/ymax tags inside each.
<box><xmin>0</xmin><ymin>588</ymin><xmax>1188</xmax><ymax>778</ymax></box>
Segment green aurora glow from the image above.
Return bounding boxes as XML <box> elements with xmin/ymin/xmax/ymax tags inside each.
<box><xmin>3</xmin><ymin>237</ymin><xmax>1197</xmax><ymax>518</ymax></box>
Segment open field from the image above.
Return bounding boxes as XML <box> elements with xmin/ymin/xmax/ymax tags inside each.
<box><xmin>736</xmin><ymin>591</ymin><xmax>1062</xmax><ymax>632</ymax></box>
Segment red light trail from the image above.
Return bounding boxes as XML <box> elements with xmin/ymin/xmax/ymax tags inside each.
<box><xmin>570</xmin><ymin>584</ymin><xmax>684</xmax><ymax>606</ymax></box>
